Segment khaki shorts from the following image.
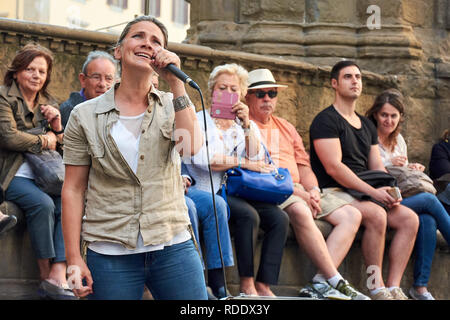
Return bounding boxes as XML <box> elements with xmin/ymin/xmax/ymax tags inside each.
<box><xmin>279</xmin><ymin>185</ymin><xmax>355</xmax><ymax>220</ymax></box>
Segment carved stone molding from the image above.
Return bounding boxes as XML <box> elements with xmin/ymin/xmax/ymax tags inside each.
<box><xmin>186</xmin><ymin>0</ymin><xmax>425</xmax><ymax>67</ymax></box>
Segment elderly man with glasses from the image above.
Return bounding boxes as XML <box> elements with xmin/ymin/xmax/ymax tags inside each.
<box><xmin>60</xmin><ymin>51</ymin><xmax>117</xmax><ymax>128</ymax></box>
<box><xmin>246</xmin><ymin>69</ymin><xmax>369</xmax><ymax>300</ymax></box>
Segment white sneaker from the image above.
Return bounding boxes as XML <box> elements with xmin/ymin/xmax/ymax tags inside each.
<box><xmin>299</xmin><ymin>281</ymin><xmax>351</xmax><ymax>300</ymax></box>
<box><xmin>409</xmin><ymin>287</ymin><xmax>435</xmax><ymax>300</ymax></box>
<box><xmin>335</xmin><ymin>279</ymin><xmax>371</xmax><ymax>300</ymax></box>
<box><xmin>370</xmin><ymin>288</ymin><xmax>395</xmax><ymax>300</ymax></box>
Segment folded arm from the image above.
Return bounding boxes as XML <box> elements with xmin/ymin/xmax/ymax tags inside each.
<box><xmin>314</xmin><ymin>138</ymin><xmax>396</xmax><ymax>205</ymax></box>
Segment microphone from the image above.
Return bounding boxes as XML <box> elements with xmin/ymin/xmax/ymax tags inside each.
<box><xmin>165</xmin><ymin>63</ymin><xmax>200</xmax><ymax>90</ymax></box>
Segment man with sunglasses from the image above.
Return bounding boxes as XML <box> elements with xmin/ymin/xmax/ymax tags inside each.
<box><xmin>246</xmin><ymin>69</ymin><xmax>369</xmax><ymax>300</ymax></box>
<box><xmin>60</xmin><ymin>51</ymin><xmax>117</xmax><ymax>128</ymax></box>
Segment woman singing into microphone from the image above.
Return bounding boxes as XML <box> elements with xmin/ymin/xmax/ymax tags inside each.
<box><xmin>61</xmin><ymin>15</ymin><xmax>207</xmax><ymax>300</ymax></box>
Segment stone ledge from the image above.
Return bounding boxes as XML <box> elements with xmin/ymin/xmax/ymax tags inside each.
<box><xmin>1</xmin><ymin>198</ymin><xmax>448</xmax><ymax>300</ymax></box>
<box><xmin>0</xmin><ymin>279</ymin><xmax>40</xmax><ymax>300</ymax></box>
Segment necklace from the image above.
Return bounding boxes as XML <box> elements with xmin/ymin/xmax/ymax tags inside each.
<box><xmin>213</xmin><ymin>118</ymin><xmax>238</xmax><ymax>156</ymax></box>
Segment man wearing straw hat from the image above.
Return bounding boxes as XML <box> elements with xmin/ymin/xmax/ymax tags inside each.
<box><xmin>246</xmin><ymin>68</ymin><xmax>369</xmax><ymax>300</ymax></box>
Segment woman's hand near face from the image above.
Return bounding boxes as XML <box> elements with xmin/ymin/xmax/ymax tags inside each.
<box><xmin>232</xmin><ymin>102</ymin><xmax>250</xmax><ymax>129</ymax></box>
<box><xmin>150</xmin><ymin>47</ymin><xmax>182</xmax><ymax>86</ymax></box>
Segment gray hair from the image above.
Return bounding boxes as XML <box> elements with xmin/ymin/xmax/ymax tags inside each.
<box><xmin>208</xmin><ymin>63</ymin><xmax>249</xmax><ymax>100</ymax></box>
<box><xmin>82</xmin><ymin>50</ymin><xmax>118</xmax><ymax>75</ymax></box>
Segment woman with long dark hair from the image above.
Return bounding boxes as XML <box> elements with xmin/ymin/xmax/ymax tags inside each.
<box><xmin>366</xmin><ymin>89</ymin><xmax>450</xmax><ymax>300</ymax></box>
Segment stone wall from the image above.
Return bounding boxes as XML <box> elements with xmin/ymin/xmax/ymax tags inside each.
<box><xmin>186</xmin><ymin>0</ymin><xmax>450</xmax><ymax>166</ymax></box>
<box><xmin>0</xmin><ymin>17</ymin><xmax>400</xmax><ymax>155</ymax></box>
<box><xmin>0</xmin><ymin>16</ymin><xmax>448</xmax><ymax>300</ymax></box>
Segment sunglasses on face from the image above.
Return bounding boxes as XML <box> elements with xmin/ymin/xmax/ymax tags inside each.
<box><xmin>251</xmin><ymin>90</ymin><xmax>278</xmax><ymax>99</ymax></box>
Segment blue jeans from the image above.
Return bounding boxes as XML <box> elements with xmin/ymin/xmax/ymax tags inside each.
<box><xmin>5</xmin><ymin>176</ymin><xmax>65</xmax><ymax>262</ymax></box>
<box><xmin>185</xmin><ymin>196</ymin><xmax>200</xmax><ymax>251</ymax></box>
<box><xmin>401</xmin><ymin>192</ymin><xmax>450</xmax><ymax>287</ymax></box>
<box><xmin>86</xmin><ymin>240</ymin><xmax>208</xmax><ymax>300</ymax></box>
<box><xmin>186</xmin><ymin>188</ymin><xmax>234</xmax><ymax>269</ymax></box>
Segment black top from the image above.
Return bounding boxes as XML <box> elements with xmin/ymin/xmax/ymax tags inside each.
<box><xmin>429</xmin><ymin>139</ymin><xmax>450</xmax><ymax>180</ymax></box>
<box><xmin>60</xmin><ymin>91</ymin><xmax>85</xmax><ymax>128</ymax></box>
<box><xmin>309</xmin><ymin>105</ymin><xmax>378</xmax><ymax>188</ymax></box>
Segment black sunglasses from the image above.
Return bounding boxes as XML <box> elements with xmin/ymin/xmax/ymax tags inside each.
<box><xmin>252</xmin><ymin>90</ymin><xmax>278</xmax><ymax>99</ymax></box>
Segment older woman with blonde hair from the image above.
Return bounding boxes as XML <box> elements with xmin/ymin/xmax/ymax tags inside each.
<box><xmin>183</xmin><ymin>63</ymin><xmax>289</xmax><ymax>297</ymax></box>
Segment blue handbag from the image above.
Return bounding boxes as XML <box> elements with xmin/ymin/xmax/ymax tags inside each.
<box><xmin>221</xmin><ymin>146</ymin><xmax>294</xmax><ymax>205</ymax></box>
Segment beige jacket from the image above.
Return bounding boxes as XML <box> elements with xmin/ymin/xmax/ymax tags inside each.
<box><xmin>63</xmin><ymin>84</ymin><xmax>191</xmax><ymax>249</ymax></box>
<box><xmin>0</xmin><ymin>81</ymin><xmax>55</xmax><ymax>194</ymax></box>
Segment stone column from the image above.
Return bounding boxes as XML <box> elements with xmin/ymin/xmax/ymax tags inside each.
<box><xmin>185</xmin><ymin>0</ymin><xmax>245</xmax><ymax>49</ymax></box>
<box><xmin>185</xmin><ymin>0</ymin><xmax>423</xmax><ymax>72</ymax></box>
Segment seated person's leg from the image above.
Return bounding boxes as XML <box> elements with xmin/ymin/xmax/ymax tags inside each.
<box><xmin>186</xmin><ymin>188</ymin><xmax>234</xmax><ymax>297</ymax></box>
<box><xmin>385</xmin><ymin>204</ymin><xmax>419</xmax><ymax>289</ymax></box>
<box><xmin>248</xmin><ymin>200</ymin><xmax>289</xmax><ymax>296</ymax></box>
<box><xmin>284</xmin><ymin>200</ymin><xmax>338</xmax><ymax>279</ymax></box>
<box><xmin>185</xmin><ymin>196</ymin><xmax>203</xmax><ymax>265</ymax></box>
<box><xmin>321</xmin><ymin>204</ymin><xmax>362</xmax><ymax>268</ymax></box>
<box><xmin>227</xmin><ymin>195</ymin><xmax>260</xmax><ymax>296</ymax></box>
<box><xmin>401</xmin><ymin>192</ymin><xmax>450</xmax><ymax>244</ymax></box>
<box><xmin>410</xmin><ymin>214</ymin><xmax>437</xmax><ymax>299</ymax></box>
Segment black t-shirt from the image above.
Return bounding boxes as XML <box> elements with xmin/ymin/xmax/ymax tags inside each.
<box><xmin>309</xmin><ymin>105</ymin><xmax>378</xmax><ymax>188</ymax></box>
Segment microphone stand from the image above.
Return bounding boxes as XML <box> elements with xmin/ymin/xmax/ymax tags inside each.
<box><xmin>192</xmin><ymin>86</ymin><xmax>229</xmax><ymax>299</ymax></box>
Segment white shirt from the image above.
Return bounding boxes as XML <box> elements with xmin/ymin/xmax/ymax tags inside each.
<box><xmin>183</xmin><ymin>110</ymin><xmax>265</xmax><ymax>192</ymax></box>
<box><xmin>378</xmin><ymin>134</ymin><xmax>409</xmax><ymax>167</ymax></box>
<box><xmin>88</xmin><ymin>112</ymin><xmax>190</xmax><ymax>255</ymax></box>
<box><xmin>14</xmin><ymin>161</ymin><xmax>35</xmax><ymax>179</ymax></box>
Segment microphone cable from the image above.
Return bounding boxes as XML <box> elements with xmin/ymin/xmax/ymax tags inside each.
<box><xmin>192</xmin><ymin>86</ymin><xmax>229</xmax><ymax>298</ymax></box>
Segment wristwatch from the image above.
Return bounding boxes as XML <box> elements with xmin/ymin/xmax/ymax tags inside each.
<box><xmin>309</xmin><ymin>186</ymin><xmax>321</xmax><ymax>193</ymax></box>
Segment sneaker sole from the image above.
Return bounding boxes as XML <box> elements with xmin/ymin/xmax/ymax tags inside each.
<box><xmin>299</xmin><ymin>288</ymin><xmax>352</xmax><ymax>301</ymax></box>
<box><xmin>324</xmin><ymin>294</ymin><xmax>352</xmax><ymax>301</ymax></box>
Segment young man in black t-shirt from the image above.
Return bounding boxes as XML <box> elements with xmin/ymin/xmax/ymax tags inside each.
<box><xmin>309</xmin><ymin>60</ymin><xmax>419</xmax><ymax>300</ymax></box>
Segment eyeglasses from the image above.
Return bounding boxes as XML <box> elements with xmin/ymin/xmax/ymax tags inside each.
<box><xmin>251</xmin><ymin>90</ymin><xmax>278</xmax><ymax>99</ymax></box>
<box><xmin>84</xmin><ymin>73</ymin><xmax>115</xmax><ymax>84</ymax></box>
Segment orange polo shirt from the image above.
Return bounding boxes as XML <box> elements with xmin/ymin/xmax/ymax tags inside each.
<box><xmin>251</xmin><ymin>115</ymin><xmax>310</xmax><ymax>184</ymax></box>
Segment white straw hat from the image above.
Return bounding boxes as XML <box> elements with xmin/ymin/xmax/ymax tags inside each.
<box><xmin>247</xmin><ymin>69</ymin><xmax>288</xmax><ymax>90</ymax></box>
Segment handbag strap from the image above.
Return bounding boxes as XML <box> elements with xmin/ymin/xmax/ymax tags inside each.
<box><xmin>220</xmin><ymin>141</ymin><xmax>283</xmax><ymax>215</ymax></box>
<box><xmin>232</xmin><ymin>142</ymin><xmax>282</xmax><ymax>176</ymax></box>
<box><xmin>219</xmin><ymin>172</ymin><xmax>231</xmax><ymax>219</ymax></box>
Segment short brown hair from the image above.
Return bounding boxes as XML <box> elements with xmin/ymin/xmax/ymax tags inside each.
<box><xmin>330</xmin><ymin>60</ymin><xmax>361</xmax><ymax>81</ymax></box>
<box><xmin>3</xmin><ymin>42</ymin><xmax>54</xmax><ymax>99</ymax></box>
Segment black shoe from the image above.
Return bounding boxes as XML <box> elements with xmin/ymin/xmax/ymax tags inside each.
<box><xmin>0</xmin><ymin>215</ymin><xmax>17</xmax><ymax>236</ymax></box>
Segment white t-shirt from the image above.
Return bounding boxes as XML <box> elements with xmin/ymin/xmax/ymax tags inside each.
<box><xmin>88</xmin><ymin>112</ymin><xmax>190</xmax><ymax>255</ymax></box>
<box><xmin>14</xmin><ymin>161</ymin><xmax>35</xmax><ymax>179</ymax></box>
